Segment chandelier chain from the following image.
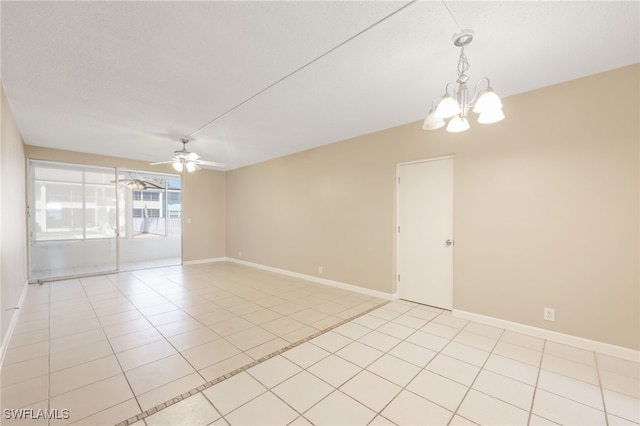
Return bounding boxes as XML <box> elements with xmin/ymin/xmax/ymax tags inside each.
<box><xmin>456</xmin><ymin>44</ymin><xmax>470</xmax><ymax>82</ymax></box>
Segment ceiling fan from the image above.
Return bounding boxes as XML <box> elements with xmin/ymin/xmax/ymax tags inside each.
<box><xmin>151</xmin><ymin>137</ymin><xmax>224</xmax><ymax>172</ymax></box>
<box><xmin>114</xmin><ymin>173</ymin><xmax>164</xmax><ymax>190</ymax></box>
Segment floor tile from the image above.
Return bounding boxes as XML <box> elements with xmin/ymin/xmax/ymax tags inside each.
<box><xmin>108</xmin><ymin>328</ymin><xmax>165</xmax><ymax>353</ymax></box>
<box><xmin>472</xmin><ymin>369</ymin><xmax>535</xmax><ymax>410</ymax></box>
<box><xmin>538</xmin><ymin>369</ymin><xmax>604</xmax><ymax>409</ymax></box>
<box><xmin>125</xmin><ymin>354</ymin><xmax>196</xmax><ymax>396</ymax></box>
<box><xmin>6</xmin><ymin>263</ymin><xmax>637</xmax><ymax>426</ymax></box>
<box><xmin>458</xmin><ymin>389</ymin><xmax>529</xmax><ymax>425</ymax></box>
<box><xmin>1</xmin><ymin>356</ymin><xmax>49</xmax><ymax>387</ymax></box>
<box><xmin>545</xmin><ymin>341</ymin><xmax>596</xmax><ymax>366</ymax></box>
<box><xmin>340</xmin><ymin>370</ymin><xmax>401</xmax><ymax>412</ymax></box>
<box><xmin>50</xmin><ymin>355</ymin><xmax>122</xmax><ymax>397</ymax></box>
<box><xmin>199</xmin><ymin>353</ymin><xmax>254</xmax><ymax>382</ymax></box>
<box><xmin>49</xmin><ymin>374</ymin><xmax>134</xmax><ymax>425</ymax></box>
<box><xmin>332</xmin><ymin>322</ymin><xmax>371</xmax><ymax>340</ymax></box>
<box><xmin>203</xmin><ymin>372</ymin><xmax>267</xmax><ymax>415</ymax></box>
<box><xmin>388</xmin><ymin>341</ymin><xmax>437</xmax><ymax>367</ymax></box>
<box><xmin>335</xmin><ymin>341</ymin><xmax>384</xmax><ymax>368</ymax></box>
<box><xmin>358</xmin><ymin>330</ymin><xmax>401</xmax><ymax>352</ymax></box>
<box><xmin>273</xmin><ymin>370</ymin><xmax>333</xmax><ymax>412</ymax></box>
<box><xmin>484</xmin><ymin>353</ymin><xmax>540</xmax><ymax>385</ymax></box>
<box><xmin>145</xmin><ymin>393</ymin><xmax>220</xmax><ymax>426</ymax></box>
<box><xmin>381</xmin><ymin>389</ymin><xmax>453</xmax><ymax>426</ymax></box>
<box><xmin>532</xmin><ymin>389</ymin><xmax>607</xmax><ymax>425</ymax></box>
<box><xmin>137</xmin><ymin>373</ymin><xmax>207</xmax><ymax>411</ymax></box>
<box><xmin>282</xmin><ymin>342</ymin><xmax>330</xmax><ymax>368</ymax></box>
<box><xmin>224</xmin><ymin>391</ymin><xmax>298</xmax><ymax>426</ymax></box>
<box><xmin>500</xmin><ymin>330</ymin><xmax>545</xmax><ymax>351</ymax></box>
<box><xmin>167</xmin><ymin>327</ymin><xmax>221</xmax><ymax>352</ymax></box>
<box><xmin>493</xmin><ymin>340</ymin><xmax>542</xmax><ymax>366</ymax></box>
<box><xmin>454</xmin><ymin>330</ymin><xmax>499</xmax><ymax>352</ymax></box>
<box><xmin>116</xmin><ymin>339</ymin><xmax>177</xmax><ymax>371</ymax></box>
<box><xmin>442</xmin><ymin>341</ymin><xmax>490</xmax><ymax>367</ymax></box>
<box><xmin>602</xmin><ymin>389</ymin><xmax>640</xmax><ymax>423</ymax></box>
<box><xmin>181</xmin><ymin>339</ymin><xmax>241</xmax><ymax>370</ymax></box>
<box><xmin>426</xmin><ymin>354</ymin><xmax>480</xmax><ymax>386</ymax></box>
<box><xmin>405</xmin><ymin>330</ymin><xmax>450</xmax><ymax>352</ymax></box>
<box><xmin>304</xmin><ymin>390</ymin><xmax>376</xmax><ymax>426</ymax></box>
<box><xmin>600</xmin><ymin>370</ymin><xmax>640</xmax><ymax>398</ymax></box>
<box><xmin>310</xmin><ymin>349</ymin><xmax>365</xmax><ymax>385</ymax></box>
<box><xmin>367</xmin><ymin>353</ymin><xmax>421</xmax><ymax>387</ymax></box>
<box><xmin>542</xmin><ymin>353</ymin><xmax>599</xmax><ymax>385</ymax></box>
<box><xmin>309</xmin><ymin>331</ymin><xmax>352</xmax><ymax>353</ymax></box>
<box><xmin>407</xmin><ymin>369</ymin><xmax>468</xmax><ymax>411</ymax></box>
<box><xmin>247</xmin><ymin>355</ymin><xmax>302</xmax><ymax>388</ymax></box>
<box><xmin>69</xmin><ymin>398</ymin><xmax>140</xmax><ymax>426</ymax></box>
<box><xmin>226</xmin><ymin>326</ymin><xmax>278</xmax><ymax>351</ymax></box>
<box><xmin>1</xmin><ymin>375</ymin><xmax>49</xmax><ymax>410</ymax></box>
<box><xmin>352</xmin><ymin>314</ymin><xmax>387</xmax><ymax>330</ymax></box>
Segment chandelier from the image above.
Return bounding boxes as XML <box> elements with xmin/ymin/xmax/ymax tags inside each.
<box><xmin>423</xmin><ymin>29</ymin><xmax>504</xmax><ymax>133</ymax></box>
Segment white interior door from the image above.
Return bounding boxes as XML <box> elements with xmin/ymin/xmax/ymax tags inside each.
<box><xmin>398</xmin><ymin>157</ymin><xmax>454</xmax><ymax>309</ymax></box>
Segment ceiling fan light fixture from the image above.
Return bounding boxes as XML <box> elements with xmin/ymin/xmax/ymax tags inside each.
<box><xmin>185</xmin><ymin>161</ymin><xmax>196</xmax><ymax>173</ymax></box>
<box><xmin>173</xmin><ymin>160</ymin><xmax>183</xmax><ymax>172</ymax></box>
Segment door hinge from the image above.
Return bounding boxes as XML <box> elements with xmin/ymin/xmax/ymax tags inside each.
<box><xmin>397</xmin><ymin>274</ymin><xmax>400</xmax><ymax>282</ymax></box>
<box><xmin>397</xmin><ymin>177</ymin><xmax>400</xmax><ymax>184</ymax></box>
<box><xmin>398</xmin><ymin>226</ymin><xmax>400</xmax><ymax>233</ymax></box>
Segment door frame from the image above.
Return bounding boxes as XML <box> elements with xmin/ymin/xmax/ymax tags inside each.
<box><xmin>395</xmin><ymin>155</ymin><xmax>455</xmax><ymax>306</ymax></box>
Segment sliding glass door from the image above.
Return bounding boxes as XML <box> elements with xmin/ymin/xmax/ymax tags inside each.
<box><xmin>29</xmin><ymin>160</ymin><xmax>117</xmax><ymax>281</ymax></box>
<box><xmin>117</xmin><ymin>170</ymin><xmax>182</xmax><ymax>271</ymax></box>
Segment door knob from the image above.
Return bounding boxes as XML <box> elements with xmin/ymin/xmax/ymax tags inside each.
<box><xmin>445</xmin><ymin>239</ymin><xmax>453</xmax><ymax>247</ymax></box>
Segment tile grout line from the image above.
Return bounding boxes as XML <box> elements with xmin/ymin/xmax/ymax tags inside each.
<box><xmin>114</xmin><ymin>299</ymin><xmax>391</xmax><ymax>426</ymax></box>
<box><xmin>527</xmin><ymin>338</ymin><xmax>547</xmax><ymax>425</ymax></box>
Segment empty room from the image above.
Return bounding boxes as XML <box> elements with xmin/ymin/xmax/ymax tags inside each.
<box><xmin>1</xmin><ymin>1</ymin><xmax>638</xmax><ymax>425</ymax></box>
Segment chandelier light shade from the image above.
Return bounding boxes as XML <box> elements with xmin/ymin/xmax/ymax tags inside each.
<box><xmin>423</xmin><ymin>29</ymin><xmax>505</xmax><ymax>133</ymax></box>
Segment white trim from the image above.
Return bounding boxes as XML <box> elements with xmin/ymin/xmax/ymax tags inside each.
<box><xmin>226</xmin><ymin>258</ymin><xmax>396</xmax><ymax>300</ymax></box>
<box><xmin>453</xmin><ymin>309</ymin><xmax>640</xmax><ymax>362</ymax></box>
<box><xmin>182</xmin><ymin>257</ymin><xmax>226</xmax><ymax>265</ymax></box>
<box><xmin>0</xmin><ymin>280</ymin><xmax>30</xmax><ymax>369</ymax></box>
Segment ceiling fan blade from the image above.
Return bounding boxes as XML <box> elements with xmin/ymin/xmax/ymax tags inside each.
<box><xmin>150</xmin><ymin>160</ymin><xmax>174</xmax><ymax>165</ymax></box>
<box><xmin>195</xmin><ymin>160</ymin><xmax>225</xmax><ymax>168</ymax></box>
<box><xmin>144</xmin><ymin>181</ymin><xmax>164</xmax><ymax>189</ymax></box>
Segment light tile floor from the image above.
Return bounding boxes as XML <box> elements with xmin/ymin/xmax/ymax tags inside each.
<box><xmin>1</xmin><ymin>262</ymin><xmax>384</xmax><ymax>425</ymax></box>
<box><xmin>2</xmin><ymin>263</ymin><xmax>639</xmax><ymax>426</ymax></box>
<box><xmin>140</xmin><ymin>301</ymin><xmax>640</xmax><ymax>426</ymax></box>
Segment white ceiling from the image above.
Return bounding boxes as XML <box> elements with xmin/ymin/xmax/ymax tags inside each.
<box><xmin>2</xmin><ymin>1</ymin><xmax>638</xmax><ymax>171</ymax></box>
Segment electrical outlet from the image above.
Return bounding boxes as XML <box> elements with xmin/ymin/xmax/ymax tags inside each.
<box><xmin>318</xmin><ymin>266</ymin><xmax>323</xmax><ymax>274</ymax></box>
<box><xmin>544</xmin><ymin>307</ymin><xmax>555</xmax><ymax>321</ymax></box>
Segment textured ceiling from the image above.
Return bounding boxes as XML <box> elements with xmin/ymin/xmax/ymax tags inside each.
<box><xmin>1</xmin><ymin>1</ymin><xmax>639</xmax><ymax>170</ymax></box>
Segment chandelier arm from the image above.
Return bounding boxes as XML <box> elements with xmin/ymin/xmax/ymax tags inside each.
<box><xmin>469</xmin><ymin>77</ymin><xmax>491</xmax><ymax>106</ymax></box>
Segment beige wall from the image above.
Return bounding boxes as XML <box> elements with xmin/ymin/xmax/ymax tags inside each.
<box><xmin>23</xmin><ymin>146</ymin><xmax>226</xmax><ymax>263</ymax></box>
<box><xmin>226</xmin><ymin>64</ymin><xmax>639</xmax><ymax>350</ymax></box>
<box><xmin>1</xmin><ymin>82</ymin><xmax>29</xmax><ymax>349</ymax></box>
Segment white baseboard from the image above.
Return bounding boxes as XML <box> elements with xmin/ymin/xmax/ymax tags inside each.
<box><xmin>0</xmin><ymin>280</ymin><xmax>29</xmax><ymax>369</ymax></box>
<box><xmin>226</xmin><ymin>257</ymin><xmax>396</xmax><ymax>301</ymax></box>
<box><xmin>182</xmin><ymin>257</ymin><xmax>226</xmax><ymax>266</ymax></box>
<box><xmin>453</xmin><ymin>309</ymin><xmax>640</xmax><ymax>363</ymax></box>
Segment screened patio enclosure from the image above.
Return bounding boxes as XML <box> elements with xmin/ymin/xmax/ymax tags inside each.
<box><xmin>28</xmin><ymin>160</ymin><xmax>182</xmax><ymax>281</ymax></box>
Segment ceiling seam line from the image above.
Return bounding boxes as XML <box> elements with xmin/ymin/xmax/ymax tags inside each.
<box><xmin>441</xmin><ymin>0</ymin><xmax>463</xmax><ymax>32</ymax></box>
<box><xmin>186</xmin><ymin>0</ymin><xmax>418</xmax><ymax>139</ymax></box>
